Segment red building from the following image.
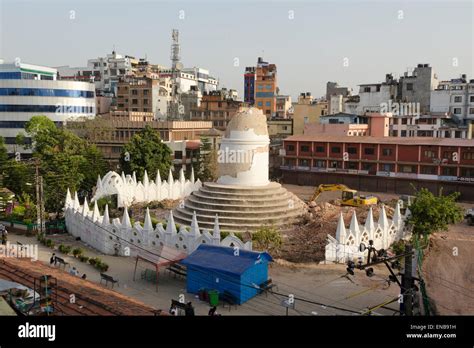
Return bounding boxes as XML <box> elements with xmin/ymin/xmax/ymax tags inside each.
<box><xmin>282</xmin><ymin>135</ymin><xmax>474</xmax><ymax>199</ymax></box>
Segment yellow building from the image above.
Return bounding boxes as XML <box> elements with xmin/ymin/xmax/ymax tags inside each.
<box><xmin>267</xmin><ymin>119</ymin><xmax>293</xmax><ymax>140</ymax></box>
<box><xmin>292</xmin><ymin>92</ymin><xmax>328</xmax><ymax>135</ymax></box>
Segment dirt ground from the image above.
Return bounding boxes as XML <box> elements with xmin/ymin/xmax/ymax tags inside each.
<box><xmin>422</xmin><ymin>219</ymin><xmax>474</xmax><ymax>315</ymax></box>
<box><xmin>279</xmin><ymin>184</ymin><xmax>401</xmax><ymax>263</ymax></box>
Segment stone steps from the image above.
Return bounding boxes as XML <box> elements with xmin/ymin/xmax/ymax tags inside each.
<box><xmin>186</xmin><ymin>195</ymin><xmax>293</xmax><ymax>210</ymax></box>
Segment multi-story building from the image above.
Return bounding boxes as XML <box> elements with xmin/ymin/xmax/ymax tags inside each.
<box><xmin>244</xmin><ymin>67</ymin><xmax>256</xmax><ymax>105</ymax></box>
<box><xmin>56</xmin><ymin>51</ymin><xmax>138</xmax><ymax>96</ymax></box>
<box><xmin>326</xmin><ymin>82</ymin><xmax>352</xmax><ymax>113</ymax></box>
<box><xmin>356</xmin><ymin>74</ymin><xmax>399</xmax><ymax>115</ymax></box>
<box><xmin>116</xmin><ymin>77</ymin><xmax>159</xmax><ymax>118</ymax></box>
<box><xmin>390</xmin><ymin>114</ymin><xmax>470</xmax><ymax>139</ymax></box>
<box><xmin>254</xmin><ymin>57</ymin><xmax>277</xmax><ymax>117</ymax></box>
<box><xmin>292</xmin><ymin>92</ymin><xmax>328</xmax><ymax>135</ymax></box>
<box><xmin>281</xmin><ymin>134</ymin><xmax>474</xmax><ymax>198</ymax></box>
<box><xmin>189</xmin><ymin>90</ymin><xmax>242</xmax><ymax>130</ymax></box>
<box><xmin>276</xmin><ymin>95</ymin><xmax>292</xmax><ymax>118</ymax></box>
<box><xmin>0</xmin><ymin>61</ymin><xmax>96</xmax><ymax>153</ymax></box>
<box><xmin>69</xmin><ymin>114</ymin><xmax>212</xmax><ymax>171</ymax></box>
<box><xmin>430</xmin><ymin>75</ymin><xmax>474</xmax><ymax>125</ymax></box>
<box><xmin>398</xmin><ymin>64</ymin><xmax>439</xmax><ymax>114</ymax></box>
<box><xmin>159</xmin><ymin>67</ymin><xmax>218</xmax><ymax>94</ymax></box>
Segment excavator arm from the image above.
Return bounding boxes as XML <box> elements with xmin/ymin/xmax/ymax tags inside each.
<box><xmin>310</xmin><ymin>184</ymin><xmax>349</xmax><ymax>202</ymax></box>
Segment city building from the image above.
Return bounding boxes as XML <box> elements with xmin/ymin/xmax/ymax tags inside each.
<box><xmin>0</xmin><ymin>61</ymin><xmax>96</xmax><ymax>153</ymax></box>
<box><xmin>390</xmin><ymin>114</ymin><xmax>471</xmax><ymax>138</ymax></box>
<box><xmin>398</xmin><ymin>64</ymin><xmax>439</xmax><ymax>114</ymax></box>
<box><xmin>244</xmin><ymin>66</ymin><xmax>256</xmax><ymax>105</ymax></box>
<box><xmin>56</xmin><ymin>51</ymin><xmax>138</xmax><ymax>96</ymax></box>
<box><xmin>276</xmin><ymin>95</ymin><xmax>292</xmax><ymax>118</ymax></box>
<box><xmin>115</xmin><ymin>76</ymin><xmax>160</xmax><ymax>118</ymax></box>
<box><xmin>68</xmin><ymin>114</ymin><xmax>212</xmax><ymax>170</ymax></box>
<box><xmin>326</xmin><ymin>81</ymin><xmax>352</xmax><ymax>113</ymax></box>
<box><xmin>430</xmin><ymin>75</ymin><xmax>474</xmax><ymax>125</ymax></box>
<box><xmin>189</xmin><ymin>90</ymin><xmax>242</xmax><ymax>130</ymax></box>
<box><xmin>356</xmin><ymin>74</ymin><xmax>399</xmax><ymax>115</ymax></box>
<box><xmin>159</xmin><ymin>67</ymin><xmax>218</xmax><ymax>94</ymax></box>
<box><xmin>281</xmin><ymin>134</ymin><xmax>474</xmax><ymax>198</ymax></box>
<box><xmin>292</xmin><ymin>92</ymin><xmax>328</xmax><ymax>135</ymax></box>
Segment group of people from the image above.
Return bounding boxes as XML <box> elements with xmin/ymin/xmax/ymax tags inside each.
<box><xmin>50</xmin><ymin>253</ymin><xmax>86</xmax><ymax>279</ymax></box>
<box><xmin>168</xmin><ymin>301</ymin><xmax>221</xmax><ymax>316</ymax></box>
<box><xmin>0</xmin><ymin>224</ymin><xmax>7</xmax><ymax>245</ymax></box>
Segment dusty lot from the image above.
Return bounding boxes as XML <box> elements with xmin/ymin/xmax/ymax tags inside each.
<box><xmin>422</xmin><ymin>220</ymin><xmax>474</xmax><ymax>315</ymax></box>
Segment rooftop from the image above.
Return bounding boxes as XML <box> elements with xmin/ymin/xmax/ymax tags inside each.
<box><xmin>284</xmin><ymin>134</ymin><xmax>474</xmax><ymax>147</ymax></box>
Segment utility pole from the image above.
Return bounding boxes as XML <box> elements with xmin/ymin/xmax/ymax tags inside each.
<box><xmin>39</xmin><ymin>175</ymin><xmax>44</xmax><ymax>234</ymax></box>
<box><xmin>35</xmin><ymin>159</ymin><xmax>41</xmax><ymax>234</ymax></box>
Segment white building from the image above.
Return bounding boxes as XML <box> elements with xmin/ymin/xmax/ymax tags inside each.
<box><xmin>56</xmin><ymin>51</ymin><xmax>138</xmax><ymax>96</ymax></box>
<box><xmin>0</xmin><ymin>61</ymin><xmax>96</xmax><ymax>153</ymax></box>
<box><xmin>430</xmin><ymin>76</ymin><xmax>474</xmax><ymax>125</ymax></box>
<box><xmin>159</xmin><ymin>67</ymin><xmax>218</xmax><ymax>94</ymax></box>
<box><xmin>356</xmin><ymin>76</ymin><xmax>398</xmax><ymax>115</ymax></box>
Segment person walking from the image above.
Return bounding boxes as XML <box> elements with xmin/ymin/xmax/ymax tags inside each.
<box><xmin>50</xmin><ymin>253</ymin><xmax>56</xmax><ymax>266</ymax></box>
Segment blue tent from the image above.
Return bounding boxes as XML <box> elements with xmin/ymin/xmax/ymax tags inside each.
<box><xmin>181</xmin><ymin>244</ymin><xmax>273</xmax><ymax>304</ymax></box>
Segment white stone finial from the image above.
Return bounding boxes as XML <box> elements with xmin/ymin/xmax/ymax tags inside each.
<box><xmin>73</xmin><ymin>191</ymin><xmax>80</xmax><ymax>210</ymax></box>
<box><xmin>121</xmin><ymin>171</ymin><xmax>126</xmax><ymax>183</ymax></box>
<box><xmin>102</xmin><ymin>204</ymin><xmax>110</xmax><ymax>225</ymax></box>
<box><xmin>156</xmin><ymin>170</ymin><xmax>162</xmax><ymax>186</ymax></box>
<box><xmin>378</xmin><ymin>204</ymin><xmax>389</xmax><ymax>231</ymax></box>
<box><xmin>165</xmin><ymin>210</ymin><xmax>177</xmax><ymax>234</ymax></box>
<box><xmin>96</xmin><ymin>175</ymin><xmax>102</xmax><ymax>190</ymax></box>
<box><xmin>349</xmin><ymin>211</ymin><xmax>360</xmax><ymax>241</ymax></box>
<box><xmin>393</xmin><ymin>202</ymin><xmax>402</xmax><ymax>226</ymax></box>
<box><xmin>144</xmin><ymin>207</ymin><xmax>153</xmax><ymax>230</ymax></box>
<box><xmin>335</xmin><ymin>213</ymin><xmax>346</xmax><ymax>243</ymax></box>
<box><xmin>191</xmin><ymin>211</ymin><xmax>200</xmax><ymax>236</ymax></box>
<box><xmin>122</xmin><ymin>207</ymin><xmax>132</xmax><ymax>228</ymax></box>
<box><xmin>213</xmin><ymin>214</ymin><xmax>220</xmax><ymax>239</ymax></box>
<box><xmin>190</xmin><ymin>166</ymin><xmax>195</xmax><ymax>183</ymax></box>
<box><xmin>179</xmin><ymin>168</ymin><xmax>185</xmax><ymax>183</ymax></box>
<box><xmin>92</xmin><ymin>200</ymin><xmax>100</xmax><ymax>221</ymax></box>
<box><xmin>168</xmin><ymin>168</ymin><xmax>174</xmax><ymax>185</ymax></box>
<box><xmin>143</xmin><ymin>170</ymin><xmax>149</xmax><ymax>187</ymax></box>
<box><xmin>365</xmin><ymin>207</ymin><xmax>375</xmax><ymax>233</ymax></box>
<box><xmin>65</xmin><ymin>188</ymin><xmax>72</xmax><ymax>208</ymax></box>
<box><xmin>82</xmin><ymin>197</ymin><xmax>90</xmax><ymax>217</ymax></box>
<box><xmin>132</xmin><ymin>171</ymin><xmax>137</xmax><ymax>184</ymax></box>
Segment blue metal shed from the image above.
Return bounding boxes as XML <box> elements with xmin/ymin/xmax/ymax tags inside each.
<box><xmin>181</xmin><ymin>245</ymin><xmax>273</xmax><ymax>305</ymax></box>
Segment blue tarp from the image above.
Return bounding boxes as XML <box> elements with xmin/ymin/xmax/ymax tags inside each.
<box><xmin>181</xmin><ymin>244</ymin><xmax>273</xmax><ymax>276</ymax></box>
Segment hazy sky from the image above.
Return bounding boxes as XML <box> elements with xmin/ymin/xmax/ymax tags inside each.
<box><xmin>1</xmin><ymin>0</ymin><xmax>473</xmax><ymax>99</ymax></box>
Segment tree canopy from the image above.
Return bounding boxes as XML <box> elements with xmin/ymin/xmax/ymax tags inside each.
<box><xmin>407</xmin><ymin>187</ymin><xmax>464</xmax><ymax>235</ymax></box>
<box><xmin>197</xmin><ymin>136</ymin><xmax>218</xmax><ymax>182</ymax></box>
<box><xmin>119</xmin><ymin>125</ymin><xmax>172</xmax><ymax>179</ymax></box>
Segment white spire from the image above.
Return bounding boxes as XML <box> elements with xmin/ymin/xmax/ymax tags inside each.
<box><xmin>144</xmin><ymin>207</ymin><xmax>153</xmax><ymax>230</ymax></box>
<box><xmin>365</xmin><ymin>207</ymin><xmax>375</xmax><ymax>232</ymax></box>
<box><xmin>393</xmin><ymin>202</ymin><xmax>402</xmax><ymax>226</ymax></box>
<box><xmin>335</xmin><ymin>213</ymin><xmax>346</xmax><ymax>243</ymax></box>
<box><xmin>168</xmin><ymin>168</ymin><xmax>174</xmax><ymax>185</ymax></box>
<box><xmin>213</xmin><ymin>214</ymin><xmax>221</xmax><ymax>240</ymax></box>
<box><xmin>102</xmin><ymin>204</ymin><xmax>110</xmax><ymax>225</ymax></box>
<box><xmin>96</xmin><ymin>175</ymin><xmax>102</xmax><ymax>191</ymax></box>
<box><xmin>92</xmin><ymin>200</ymin><xmax>100</xmax><ymax>221</ymax></box>
<box><xmin>156</xmin><ymin>170</ymin><xmax>162</xmax><ymax>186</ymax></box>
<box><xmin>179</xmin><ymin>168</ymin><xmax>185</xmax><ymax>183</ymax></box>
<box><xmin>132</xmin><ymin>171</ymin><xmax>137</xmax><ymax>184</ymax></box>
<box><xmin>65</xmin><ymin>188</ymin><xmax>72</xmax><ymax>208</ymax></box>
<box><xmin>190</xmin><ymin>211</ymin><xmax>200</xmax><ymax>236</ymax></box>
<box><xmin>378</xmin><ymin>204</ymin><xmax>389</xmax><ymax>231</ymax></box>
<box><xmin>73</xmin><ymin>191</ymin><xmax>80</xmax><ymax>210</ymax></box>
<box><xmin>82</xmin><ymin>197</ymin><xmax>90</xmax><ymax>217</ymax></box>
<box><xmin>349</xmin><ymin>211</ymin><xmax>360</xmax><ymax>241</ymax></box>
<box><xmin>122</xmin><ymin>207</ymin><xmax>132</xmax><ymax>228</ymax></box>
<box><xmin>165</xmin><ymin>210</ymin><xmax>177</xmax><ymax>234</ymax></box>
<box><xmin>143</xmin><ymin>170</ymin><xmax>149</xmax><ymax>187</ymax></box>
<box><xmin>190</xmin><ymin>166</ymin><xmax>195</xmax><ymax>183</ymax></box>
<box><xmin>121</xmin><ymin>171</ymin><xmax>126</xmax><ymax>183</ymax></box>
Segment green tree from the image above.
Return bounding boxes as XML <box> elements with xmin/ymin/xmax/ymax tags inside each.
<box><xmin>0</xmin><ymin>137</ymin><xmax>8</xmax><ymax>170</ymax></box>
<box><xmin>252</xmin><ymin>226</ymin><xmax>282</xmax><ymax>253</ymax></box>
<box><xmin>119</xmin><ymin>125</ymin><xmax>172</xmax><ymax>179</ymax></box>
<box><xmin>407</xmin><ymin>188</ymin><xmax>464</xmax><ymax>236</ymax></box>
<box><xmin>198</xmin><ymin>137</ymin><xmax>218</xmax><ymax>181</ymax></box>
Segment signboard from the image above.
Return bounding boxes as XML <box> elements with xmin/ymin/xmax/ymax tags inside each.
<box><xmin>395</xmin><ymin>172</ymin><xmax>418</xmax><ymax>179</ymax></box>
<box><xmin>438</xmin><ymin>175</ymin><xmax>458</xmax><ymax>182</ymax></box>
<box><xmin>457</xmin><ymin>177</ymin><xmax>474</xmax><ymax>183</ymax></box>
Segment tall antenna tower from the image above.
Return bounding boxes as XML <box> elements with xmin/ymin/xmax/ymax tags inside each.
<box><xmin>168</xmin><ymin>29</ymin><xmax>183</xmax><ymax>119</ymax></box>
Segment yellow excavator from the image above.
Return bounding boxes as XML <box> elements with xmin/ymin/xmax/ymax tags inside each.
<box><xmin>310</xmin><ymin>184</ymin><xmax>378</xmax><ymax>207</ymax></box>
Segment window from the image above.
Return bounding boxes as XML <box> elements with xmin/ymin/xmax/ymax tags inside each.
<box><xmin>454</xmin><ymin>96</ymin><xmax>462</xmax><ymax>103</ymax></box>
<box><xmin>441</xmin><ymin>167</ymin><xmax>456</xmax><ymax>176</ymax></box>
<box><xmin>132</xmin><ymin>99</ymin><xmax>138</xmax><ymax>105</ymax></box>
<box><xmin>257</xmin><ymin>102</ymin><xmax>263</xmax><ymax>106</ymax></box>
<box><xmin>401</xmin><ymin>130</ymin><xmax>407</xmax><ymax>137</ymax></box>
<box><xmin>300</xmin><ymin>145</ymin><xmax>310</xmax><ymax>152</ymax></box>
<box><xmin>364</xmin><ymin>148</ymin><xmax>375</xmax><ymax>155</ymax></box>
<box><xmin>143</xmin><ymin>90</ymin><xmax>149</xmax><ymax>96</ymax></box>
<box><xmin>380</xmin><ymin>163</ymin><xmax>393</xmax><ymax>172</ymax></box>
<box><xmin>362</xmin><ymin>163</ymin><xmax>373</xmax><ymax>171</ymax></box>
<box><xmin>347</xmin><ymin>162</ymin><xmax>358</xmax><ymax>169</ymax></box>
<box><xmin>315</xmin><ymin>146</ymin><xmax>324</xmax><ymax>153</ymax></box>
<box><xmin>424</xmin><ymin>150</ymin><xmax>436</xmax><ymax>158</ymax></box>
<box><xmin>401</xmin><ymin>118</ymin><xmax>408</xmax><ymax>125</ymax></box>
<box><xmin>347</xmin><ymin>147</ymin><xmax>357</xmax><ymax>154</ymax></box>
<box><xmin>174</xmin><ymin>151</ymin><xmax>182</xmax><ymax>159</ymax></box>
<box><xmin>382</xmin><ymin>148</ymin><xmax>392</xmax><ymax>156</ymax></box>
<box><xmin>314</xmin><ymin>160</ymin><xmax>326</xmax><ymax>168</ymax></box>
<box><xmin>453</xmin><ymin>108</ymin><xmax>461</xmax><ymax>114</ymax></box>
<box><xmin>363</xmin><ymin>87</ymin><xmax>370</xmax><ymax>92</ymax></box>
<box><xmin>406</xmin><ymin>83</ymin><xmax>413</xmax><ymax>91</ymax></box>
<box><xmin>331</xmin><ymin>146</ymin><xmax>341</xmax><ymax>153</ymax></box>
<box><xmin>462</xmin><ymin>152</ymin><xmax>474</xmax><ymax>160</ymax></box>
<box><xmin>265</xmin><ymin>101</ymin><xmax>271</xmax><ymax>106</ymax></box>
<box><xmin>287</xmin><ymin>145</ymin><xmax>295</xmax><ymax>152</ymax></box>
<box><xmin>421</xmin><ymin>166</ymin><xmax>436</xmax><ymax>174</ymax></box>
<box><xmin>299</xmin><ymin>159</ymin><xmax>309</xmax><ymax>167</ymax></box>
<box><xmin>132</xmin><ymin>89</ymin><xmax>138</xmax><ymax>95</ymax></box>
<box><xmin>470</xmin><ymin>95</ymin><xmax>474</xmax><ymax>103</ymax></box>
<box><xmin>266</xmin><ymin>85</ymin><xmax>272</xmax><ymax>90</ymax></box>
<box><xmin>460</xmin><ymin>168</ymin><xmax>474</xmax><ymax>178</ymax></box>
<box><xmin>469</xmin><ymin>108</ymin><xmax>474</xmax><ymax>115</ymax></box>
<box><xmin>303</xmin><ymin>116</ymin><xmax>309</xmax><ymax>124</ymax></box>
<box><xmin>400</xmin><ymin>165</ymin><xmax>415</xmax><ymax>173</ymax></box>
